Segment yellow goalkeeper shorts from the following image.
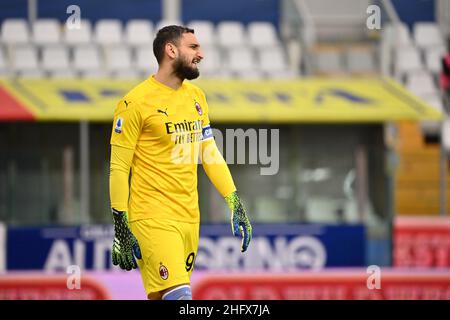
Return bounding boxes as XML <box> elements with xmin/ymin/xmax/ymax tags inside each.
<box><xmin>130</xmin><ymin>217</ymin><xmax>199</xmax><ymax>295</ymax></box>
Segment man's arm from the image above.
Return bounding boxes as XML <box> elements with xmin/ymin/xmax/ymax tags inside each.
<box><xmin>109</xmin><ymin>144</ymin><xmax>142</xmax><ymax>270</ymax></box>
<box><xmin>200</xmin><ymin>137</ymin><xmax>236</xmax><ymax>197</ymax></box>
<box><xmin>109</xmin><ymin>99</ymin><xmax>143</xmax><ymax>270</ymax></box>
<box><xmin>201</xmin><ymin>138</ymin><xmax>252</xmax><ymax>252</ymax></box>
<box><xmin>110</xmin><ymin>145</ymin><xmax>134</xmax><ymax>211</ymax></box>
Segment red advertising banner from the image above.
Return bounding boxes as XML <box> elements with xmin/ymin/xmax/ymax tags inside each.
<box><xmin>394</xmin><ymin>217</ymin><xmax>450</xmax><ymax>268</ymax></box>
<box><xmin>0</xmin><ymin>272</ymin><xmax>145</xmax><ymax>300</ymax></box>
<box><xmin>192</xmin><ymin>270</ymin><xmax>450</xmax><ymax>300</ymax></box>
<box><xmin>0</xmin><ymin>275</ymin><xmax>111</xmax><ymax>299</ymax></box>
<box><xmin>0</xmin><ymin>269</ymin><xmax>449</xmax><ymax>300</ymax></box>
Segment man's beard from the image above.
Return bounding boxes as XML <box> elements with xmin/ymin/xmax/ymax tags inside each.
<box><xmin>173</xmin><ymin>56</ymin><xmax>200</xmax><ymax>80</ymax></box>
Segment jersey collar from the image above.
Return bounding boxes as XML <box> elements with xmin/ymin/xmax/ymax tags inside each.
<box><xmin>148</xmin><ymin>75</ymin><xmax>185</xmax><ymax>92</ymax></box>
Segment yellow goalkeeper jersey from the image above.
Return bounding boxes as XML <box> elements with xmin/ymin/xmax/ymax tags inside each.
<box><xmin>110</xmin><ymin>76</ymin><xmax>213</xmax><ymax>223</ymax></box>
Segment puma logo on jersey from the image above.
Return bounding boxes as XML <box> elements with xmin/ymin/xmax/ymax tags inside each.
<box><xmin>157</xmin><ymin>108</ymin><xmax>168</xmax><ymax>117</ymax></box>
<box><xmin>124</xmin><ymin>100</ymin><xmax>129</xmax><ymax>108</ymax></box>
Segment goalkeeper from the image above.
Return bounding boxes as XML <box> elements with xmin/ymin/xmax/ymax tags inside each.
<box><xmin>109</xmin><ymin>25</ymin><xmax>252</xmax><ymax>300</ymax></box>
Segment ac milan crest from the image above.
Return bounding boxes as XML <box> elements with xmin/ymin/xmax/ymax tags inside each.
<box><xmin>159</xmin><ymin>263</ymin><xmax>169</xmax><ymax>280</ymax></box>
<box><xmin>195</xmin><ymin>101</ymin><xmax>203</xmax><ymax>115</ymax></box>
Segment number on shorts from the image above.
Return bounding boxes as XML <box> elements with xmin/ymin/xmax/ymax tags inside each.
<box><xmin>185</xmin><ymin>252</ymin><xmax>195</xmax><ymax>272</ymax></box>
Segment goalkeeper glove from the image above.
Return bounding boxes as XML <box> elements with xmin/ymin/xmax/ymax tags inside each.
<box><xmin>111</xmin><ymin>208</ymin><xmax>142</xmax><ymax>270</ymax></box>
<box><xmin>225</xmin><ymin>191</ymin><xmax>252</xmax><ymax>252</ymax></box>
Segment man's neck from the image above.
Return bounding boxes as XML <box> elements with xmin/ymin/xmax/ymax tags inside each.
<box><xmin>154</xmin><ymin>68</ymin><xmax>183</xmax><ymax>90</ymax></box>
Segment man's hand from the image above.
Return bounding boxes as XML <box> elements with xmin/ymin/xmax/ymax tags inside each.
<box><xmin>225</xmin><ymin>191</ymin><xmax>252</xmax><ymax>252</ymax></box>
<box><xmin>111</xmin><ymin>208</ymin><xmax>142</xmax><ymax>270</ymax></box>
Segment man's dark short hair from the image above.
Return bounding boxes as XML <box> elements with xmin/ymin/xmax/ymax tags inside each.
<box><xmin>153</xmin><ymin>25</ymin><xmax>194</xmax><ymax>64</ymax></box>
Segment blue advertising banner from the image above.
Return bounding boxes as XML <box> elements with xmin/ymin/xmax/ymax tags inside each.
<box><xmin>6</xmin><ymin>224</ymin><xmax>365</xmax><ymax>272</ymax></box>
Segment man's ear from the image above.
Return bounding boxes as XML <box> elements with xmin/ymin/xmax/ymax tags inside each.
<box><xmin>165</xmin><ymin>43</ymin><xmax>177</xmax><ymax>59</ymax></box>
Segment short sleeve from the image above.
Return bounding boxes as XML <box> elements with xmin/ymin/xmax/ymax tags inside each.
<box><xmin>110</xmin><ymin>99</ymin><xmax>143</xmax><ymax>150</ymax></box>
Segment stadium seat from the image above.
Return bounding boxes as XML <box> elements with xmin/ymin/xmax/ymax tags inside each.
<box><xmin>346</xmin><ymin>47</ymin><xmax>377</xmax><ymax>75</ymax></box>
<box><xmin>257</xmin><ymin>46</ymin><xmax>296</xmax><ymax>79</ymax></box>
<box><xmin>199</xmin><ymin>46</ymin><xmax>231</xmax><ymax>78</ymax></box>
<box><xmin>187</xmin><ymin>20</ymin><xmax>216</xmax><ymax>47</ymax></box>
<box><xmin>226</xmin><ymin>47</ymin><xmax>261</xmax><ymax>79</ymax></box>
<box><xmin>73</xmin><ymin>45</ymin><xmax>104</xmax><ymax>78</ymax></box>
<box><xmin>413</xmin><ymin>22</ymin><xmax>445</xmax><ymax>49</ymax></box>
<box><xmin>125</xmin><ymin>20</ymin><xmax>154</xmax><ymax>46</ymax></box>
<box><xmin>32</xmin><ymin>19</ymin><xmax>61</xmax><ymax>46</ymax></box>
<box><xmin>0</xmin><ymin>46</ymin><xmax>10</xmax><ymax>76</ymax></box>
<box><xmin>156</xmin><ymin>19</ymin><xmax>183</xmax><ymax>31</ymax></box>
<box><xmin>217</xmin><ymin>21</ymin><xmax>247</xmax><ymax>48</ymax></box>
<box><xmin>41</xmin><ymin>45</ymin><xmax>73</xmax><ymax>77</ymax></box>
<box><xmin>425</xmin><ymin>45</ymin><xmax>446</xmax><ymax>74</ymax></box>
<box><xmin>1</xmin><ymin>19</ymin><xmax>30</xmax><ymax>45</ymax></box>
<box><xmin>405</xmin><ymin>71</ymin><xmax>439</xmax><ymax>97</ymax></box>
<box><xmin>247</xmin><ymin>22</ymin><xmax>279</xmax><ymax>48</ymax></box>
<box><xmin>95</xmin><ymin>19</ymin><xmax>123</xmax><ymax>46</ymax></box>
<box><xmin>136</xmin><ymin>45</ymin><xmax>159</xmax><ymax>77</ymax></box>
<box><xmin>382</xmin><ymin>23</ymin><xmax>413</xmax><ymax>47</ymax></box>
<box><xmin>10</xmin><ymin>45</ymin><xmax>43</xmax><ymax>77</ymax></box>
<box><xmin>64</xmin><ymin>19</ymin><xmax>93</xmax><ymax>45</ymax></box>
<box><xmin>394</xmin><ymin>46</ymin><xmax>424</xmax><ymax>79</ymax></box>
<box><xmin>105</xmin><ymin>45</ymin><xmax>139</xmax><ymax>78</ymax></box>
<box><xmin>313</xmin><ymin>47</ymin><xmax>345</xmax><ymax>75</ymax></box>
